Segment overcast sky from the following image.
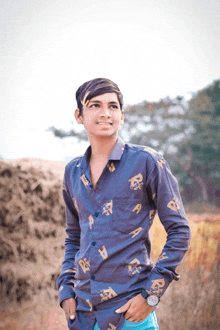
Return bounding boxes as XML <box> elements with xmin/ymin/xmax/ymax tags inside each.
<box><xmin>1</xmin><ymin>0</ymin><xmax>220</xmax><ymax>162</ymax></box>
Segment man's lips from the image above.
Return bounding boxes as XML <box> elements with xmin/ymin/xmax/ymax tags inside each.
<box><xmin>97</xmin><ymin>122</ymin><xmax>112</xmax><ymax>125</ymax></box>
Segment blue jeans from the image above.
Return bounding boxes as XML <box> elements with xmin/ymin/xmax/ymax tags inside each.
<box><xmin>93</xmin><ymin>312</ymin><xmax>159</xmax><ymax>329</ymax></box>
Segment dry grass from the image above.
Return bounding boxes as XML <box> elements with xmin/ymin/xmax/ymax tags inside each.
<box><xmin>150</xmin><ymin>214</ymin><xmax>220</xmax><ymax>330</ymax></box>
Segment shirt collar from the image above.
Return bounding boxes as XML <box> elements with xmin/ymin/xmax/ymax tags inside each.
<box><xmin>109</xmin><ymin>135</ymin><xmax>125</xmax><ymax>160</ymax></box>
<box><xmin>79</xmin><ymin>136</ymin><xmax>125</xmax><ymax>173</ymax></box>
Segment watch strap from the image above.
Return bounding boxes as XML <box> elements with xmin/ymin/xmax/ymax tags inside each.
<box><xmin>141</xmin><ymin>289</ymin><xmax>149</xmax><ymax>300</ymax></box>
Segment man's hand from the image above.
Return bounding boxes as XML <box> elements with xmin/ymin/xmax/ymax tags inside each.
<box><xmin>115</xmin><ymin>293</ymin><xmax>154</xmax><ymax>322</ymax></box>
<box><xmin>62</xmin><ymin>298</ymin><xmax>77</xmax><ymax>322</ymax></box>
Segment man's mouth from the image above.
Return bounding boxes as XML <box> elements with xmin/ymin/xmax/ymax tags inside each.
<box><xmin>97</xmin><ymin>122</ymin><xmax>112</xmax><ymax>125</ymax></box>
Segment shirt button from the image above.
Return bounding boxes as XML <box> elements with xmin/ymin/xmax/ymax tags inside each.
<box><xmin>94</xmin><ymin>212</ymin><xmax>99</xmax><ymax>217</ymax></box>
<box><xmin>92</xmin><ymin>241</ymin><xmax>96</xmax><ymax>246</ymax></box>
<box><xmin>93</xmin><ymin>306</ymin><xmax>97</xmax><ymax>311</ymax></box>
<box><xmin>91</xmin><ymin>275</ymin><xmax>95</xmax><ymax>280</ymax></box>
<box><xmin>90</xmin><ymin>184</ymin><xmax>93</xmax><ymax>188</ymax></box>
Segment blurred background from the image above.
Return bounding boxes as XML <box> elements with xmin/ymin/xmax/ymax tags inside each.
<box><xmin>1</xmin><ymin>0</ymin><xmax>220</xmax><ymax>329</ymax></box>
<box><xmin>1</xmin><ymin>0</ymin><xmax>220</xmax><ymax>162</ymax></box>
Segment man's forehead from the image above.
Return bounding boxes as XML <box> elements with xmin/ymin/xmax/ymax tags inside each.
<box><xmin>88</xmin><ymin>93</ymin><xmax>119</xmax><ymax>103</ymax></box>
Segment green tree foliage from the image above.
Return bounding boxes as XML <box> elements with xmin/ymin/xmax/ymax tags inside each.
<box><xmin>176</xmin><ymin>80</ymin><xmax>220</xmax><ymax>204</ymax></box>
<box><xmin>49</xmin><ymin>80</ymin><xmax>220</xmax><ymax>205</ymax></box>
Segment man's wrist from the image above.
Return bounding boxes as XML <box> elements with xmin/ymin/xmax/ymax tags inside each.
<box><xmin>60</xmin><ymin>295</ymin><xmax>76</xmax><ymax>309</ymax></box>
<box><xmin>141</xmin><ymin>290</ymin><xmax>160</xmax><ymax>307</ymax></box>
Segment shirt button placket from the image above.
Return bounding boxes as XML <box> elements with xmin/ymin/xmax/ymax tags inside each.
<box><xmin>91</xmin><ymin>240</ymin><xmax>96</xmax><ymax>281</ymax></box>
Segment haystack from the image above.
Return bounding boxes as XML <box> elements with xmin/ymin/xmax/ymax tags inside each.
<box><xmin>0</xmin><ymin>159</ymin><xmax>66</xmax><ymax>305</ymax></box>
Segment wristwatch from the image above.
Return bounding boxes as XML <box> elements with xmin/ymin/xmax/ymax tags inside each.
<box><xmin>141</xmin><ymin>290</ymin><xmax>160</xmax><ymax>307</ymax></box>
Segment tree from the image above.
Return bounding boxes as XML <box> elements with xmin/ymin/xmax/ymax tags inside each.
<box><xmin>176</xmin><ymin>80</ymin><xmax>220</xmax><ymax>204</ymax></box>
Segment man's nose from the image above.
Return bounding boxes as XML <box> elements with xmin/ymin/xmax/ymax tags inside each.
<box><xmin>100</xmin><ymin>106</ymin><xmax>111</xmax><ymax>117</ymax></box>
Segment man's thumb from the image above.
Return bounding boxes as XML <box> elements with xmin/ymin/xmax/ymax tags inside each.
<box><xmin>70</xmin><ymin>312</ymin><xmax>75</xmax><ymax>320</ymax></box>
<box><xmin>115</xmin><ymin>301</ymin><xmax>130</xmax><ymax>314</ymax></box>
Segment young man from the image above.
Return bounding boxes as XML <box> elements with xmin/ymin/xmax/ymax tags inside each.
<box><xmin>57</xmin><ymin>78</ymin><xmax>191</xmax><ymax>330</ymax></box>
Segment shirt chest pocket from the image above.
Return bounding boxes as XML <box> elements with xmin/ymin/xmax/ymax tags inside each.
<box><xmin>112</xmin><ymin>198</ymin><xmax>144</xmax><ymax>234</ymax></box>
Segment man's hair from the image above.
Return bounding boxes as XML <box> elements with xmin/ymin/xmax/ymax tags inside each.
<box><xmin>76</xmin><ymin>78</ymin><xmax>124</xmax><ymax>115</ymax></box>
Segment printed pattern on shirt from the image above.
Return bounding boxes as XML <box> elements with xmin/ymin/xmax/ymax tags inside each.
<box><xmin>150</xmin><ymin>278</ymin><xmax>165</xmax><ymax>295</ymax></box>
<box><xmin>127</xmin><ymin>258</ymin><xmax>142</xmax><ymax>275</ymax></box>
<box><xmin>143</xmin><ymin>147</ymin><xmax>156</xmax><ymax>156</ymax></box>
<box><xmin>102</xmin><ymin>200</ymin><xmax>113</xmax><ymax>216</ymax></box>
<box><xmin>158</xmin><ymin>252</ymin><xmax>168</xmax><ymax>261</ymax></box>
<box><xmin>128</xmin><ymin>173</ymin><xmax>143</xmax><ymax>190</ymax></box>
<box><xmin>98</xmin><ymin>245</ymin><xmax>108</xmax><ymax>260</ymax></box>
<box><xmin>79</xmin><ymin>258</ymin><xmax>90</xmax><ymax>273</ymax></box>
<box><xmin>167</xmin><ymin>197</ymin><xmax>181</xmax><ymax>212</ymax></box>
<box><xmin>129</xmin><ymin>227</ymin><xmax>143</xmax><ymax>238</ymax></box>
<box><xmin>132</xmin><ymin>203</ymin><xmax>142</xmax><ymax>214</ymax></box>
<box><xmin>107</xmin><ymin>162</ymin><xmax>115</xmax><ymax>172</ymax></box>
<box><xmin>108</xmin><ymin>323</ymin><xmax>116</xmax><ymax>330</ymax></box>
<box><xmin>73</xmin><ymin>198</ymin><xmax>79</xmax><ymax>213</ymax></box>
<box><xmin>89</xmin><ymin>215</ymin><xmax>94</xmax><ymax>229</ymax></box>
<box><xmin>100</xmin><ymin>287</ymin><xmax>117</xmax><ymax>301</ymax></box>
<box><xmin>80</xmin><ymin>174</ymin><xmax>90</xmax><ymax>187</ymax></box>
<box><xmin>157</xmin><ymin>159</ymin><xmax>166</xmax><ymax>169</ymax></box>
<box><xmin>86</xmin><ymin>299</ymin><xmax>93</xmax><ymax>312</ymax></box>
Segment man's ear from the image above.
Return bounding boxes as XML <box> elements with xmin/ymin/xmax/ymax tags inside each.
<box><xmin>75</xmin><ymin>108</ymin><xmax>83</xmax><ymax>124</ymax></box>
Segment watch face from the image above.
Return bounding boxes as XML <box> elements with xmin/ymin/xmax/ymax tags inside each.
<box><xmin>147</xmin><ymin>294</ymin><xmax>159</xmax><ymax>306</ymax></box>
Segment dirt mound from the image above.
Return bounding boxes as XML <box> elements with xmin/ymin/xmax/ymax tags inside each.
<box><xmin>0</xmin><ymin>158</ymin><xmax>67</xmax><ymax>307</ymax></box>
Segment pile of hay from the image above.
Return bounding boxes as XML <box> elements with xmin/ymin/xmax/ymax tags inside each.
<box><xmin>0</xmin><ymin>159</ymin><xmax>67</xmax><ymax>304</ymax></box>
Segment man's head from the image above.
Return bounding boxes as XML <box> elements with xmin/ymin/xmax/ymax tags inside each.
<box><xmin>76</xmin><ymin>78</ymin><xmax>124</xmax><ymax>115</ymax></box>
<box><xmin>74</xmin><ymin>78</ymin><xmax>124</xmax><ymax>140</ymax></box>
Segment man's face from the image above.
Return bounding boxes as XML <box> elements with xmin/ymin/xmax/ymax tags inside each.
<box><xmin>75</xmin><ymin>93</ymin><xmax>124</xmax><ymax>139</ymax></box>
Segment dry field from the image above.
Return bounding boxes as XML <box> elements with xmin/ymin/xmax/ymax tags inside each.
<box><xmin>0</xmin><ymin>158</ymin><xmax>219</xmax><ymax>330</ymax></box>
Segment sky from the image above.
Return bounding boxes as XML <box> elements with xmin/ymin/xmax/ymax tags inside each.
<box><xmin>1</xmin><ymin>0</ymin><xmax>220</xmax><ymax>162</ymax></box>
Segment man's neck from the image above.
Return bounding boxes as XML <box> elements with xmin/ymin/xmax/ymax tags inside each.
<box><xmin>89</xmin><ymin>135</ymin><xmax>118</xmax><ymax>162</ymax></box>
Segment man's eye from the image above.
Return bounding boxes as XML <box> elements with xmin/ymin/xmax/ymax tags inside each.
<box><xmin>110</xmin><ymin>105</ymin><xmax>118</xmax><ymax>109</ymax></box>
<box><xmin>90</xmin><ymin>104</ymin><xmax>99</xmax><ymax>108</ymax></box>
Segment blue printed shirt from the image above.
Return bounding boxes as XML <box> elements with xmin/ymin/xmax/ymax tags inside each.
<box><xmin>57</xmin><ymin>136</ymin><xmax>191</xmax><ymax>330</ymax></box>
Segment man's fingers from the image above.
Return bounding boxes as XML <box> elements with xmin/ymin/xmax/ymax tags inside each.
<box><xmin>65</xmin><ymin>311</ymin><xmax>75</xmax><ymax>321</ymax></box>
<box><xmin>64</xmin><ymin>308</ymin><xmax>75</xmax><ymax>321</ymax></box>
<box><xmin>69</xmin><ymin>309</ymin><xmax>75</xmax><ymax>320</ymax></box>
<box><xmin>62</xmin><ymin>298</ymin><xmax>77</xmax><ymax>321</ymax></box>
<box><xmin>115</xmin><ymin>300</ymin><xmax>131</xmax><ymax>313</ymax></box>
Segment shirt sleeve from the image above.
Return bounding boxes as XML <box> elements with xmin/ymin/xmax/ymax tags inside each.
<box><xmin>56</xmin><ymin>173</ymin><xmax>81</xmax><ymax>307</ymax></box>
<box><xmin>145</xmin><ymin>156</ymin><xmax>191</xmax><ymax>298</ymax></box>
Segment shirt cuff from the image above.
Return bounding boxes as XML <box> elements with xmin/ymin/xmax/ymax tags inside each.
<box><xmin>144</xmin><ymin>271</ymin><xmax>172</xmax><ymax>298</ymax></box>
<box><xmin>58</xmin><ymin>284</ymin><xmax>76</xmax><ymax>308</ymax></box>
